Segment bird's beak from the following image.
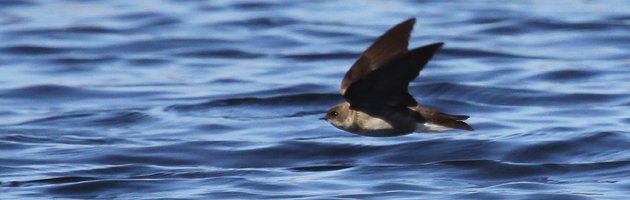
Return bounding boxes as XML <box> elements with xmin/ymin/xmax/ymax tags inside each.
<box><xmin>319</xmin><ymin>117</ymin><xmax>326</xmax><ymax>120</ymax></box>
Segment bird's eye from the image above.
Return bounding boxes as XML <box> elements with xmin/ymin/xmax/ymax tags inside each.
<box><xmin>332</xmin><ymin>112</ymin><xmax>339</xmax><ymax>117</ymax></box>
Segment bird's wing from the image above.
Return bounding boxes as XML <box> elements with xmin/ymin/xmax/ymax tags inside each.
<box><xmin>344</xmin><ymin>41</ymin><xmax>444</xmax><ymax>108</ymax></box>
<box><xmin>340</xmin><ymin>18</ymin><xmax>415</xmax><ymax>94</ymax></box>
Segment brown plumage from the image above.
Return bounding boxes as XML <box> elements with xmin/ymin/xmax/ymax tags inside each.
<box><xmin>322</xmin><ymin>18</ymin><xmax>473</xmax><ymax>137</ymax></box>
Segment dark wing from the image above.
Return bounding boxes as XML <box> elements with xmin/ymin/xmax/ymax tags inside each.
<box><xmin>344</xmin><ymin>42</ymin><xmax>444</xmax><ymax>108</ymax></box>
<box><xmin>340</xmin><ymin>18</ymin><xmax>415</xmax><ymax>94</ymax></box>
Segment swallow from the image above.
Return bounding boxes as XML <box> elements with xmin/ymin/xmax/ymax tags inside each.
<box><xmin>321</xmin><ymin>18</ymin><xmax>473</xmax><ymax>137</ymax></box>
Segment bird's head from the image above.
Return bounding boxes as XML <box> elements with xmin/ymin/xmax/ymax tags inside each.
<box><xmin>321</xmin><ymin>102</ymin><xmax>351</xmax><ymax>128</ymax></box>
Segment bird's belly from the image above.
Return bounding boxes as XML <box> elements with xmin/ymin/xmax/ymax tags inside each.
<box><xmin>351</xmin><ymin>115</ymin><xmax>415</xmax><ymax>137</ymax></box>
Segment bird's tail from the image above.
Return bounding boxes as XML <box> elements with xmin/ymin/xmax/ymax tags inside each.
<box><xmin>414</xmin><ymin>106</ymin><xmax>474</xmax><ymax>131</ymax></box>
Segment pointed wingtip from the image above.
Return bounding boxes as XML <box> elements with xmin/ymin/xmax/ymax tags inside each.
<box><xmin>384</xmin><ymin>18</ymin><xmax>415</xmax><ymax>35</ymax></box>
<box><xmin>397</xmin><ymin>18</ymin><xmax>416</xmax><ymax>31</ymax></box>
<box><xmin>403</xmin><ymin>17</ymin><xmax>416</xmax><ymax>25</ymax></box>
<box><xmin>429</xmin><ymin>42</ymin><xmax>445</xmax><ymax>49</ymax></box>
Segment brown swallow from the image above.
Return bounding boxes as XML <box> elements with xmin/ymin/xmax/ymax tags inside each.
<box><xmin>322</xmin><ymin>18</ymin><xmax>473</xmax><ymax>137</ymax></box>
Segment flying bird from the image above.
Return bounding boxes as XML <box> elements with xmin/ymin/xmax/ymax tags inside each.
<box><xmin>322</xmin><ymin>18</ymin><xmax>473</xmax><ymax>137</ymax></box>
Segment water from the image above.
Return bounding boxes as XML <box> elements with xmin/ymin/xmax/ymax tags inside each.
<box><xmin>1</xmin><ymin>0</ymin><xmax>629</xmax><ymax>199</ymax></box>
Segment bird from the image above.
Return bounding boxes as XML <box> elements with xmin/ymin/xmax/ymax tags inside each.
<box><xmin>321</xmin><ymin>18</ymin><xmax>473</xmax><ymax>137</ymax></box>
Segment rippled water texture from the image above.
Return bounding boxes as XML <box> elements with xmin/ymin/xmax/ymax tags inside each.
<box><xmin>1</xmin><ymin>0</ymin><xmax>629</xmax><ymax>199</ymax></box>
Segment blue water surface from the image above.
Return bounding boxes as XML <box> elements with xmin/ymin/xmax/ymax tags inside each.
<box><xmin>1</xmin><ymin>0</ymin><xmax>629</xmax><ymax>199</ymax></box>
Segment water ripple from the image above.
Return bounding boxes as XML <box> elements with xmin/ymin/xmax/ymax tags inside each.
<box><xmin>0</xmin><ymin>84</ymin><xmax>165</xmax><ymax>100</ymax></box>
<box><xmin>1</xmin><ymin>45</ymin><xmax>71</xmax><ymax>55</ymax></box>
<box><xmin>1</xmin><ymin>0</ymin><xmax>629</xmax><ymax>199</ymax></box>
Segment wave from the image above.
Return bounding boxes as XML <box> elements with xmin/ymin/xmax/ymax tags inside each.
<box><xmin>411</xmin><ymin>82</ymin><xmax>628</xmax><ymax>107</ymax></box>
<box><xmin>0</xmin><ymin>84</ymin><xmax>165</xmax><ymax>100</ymax></box>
